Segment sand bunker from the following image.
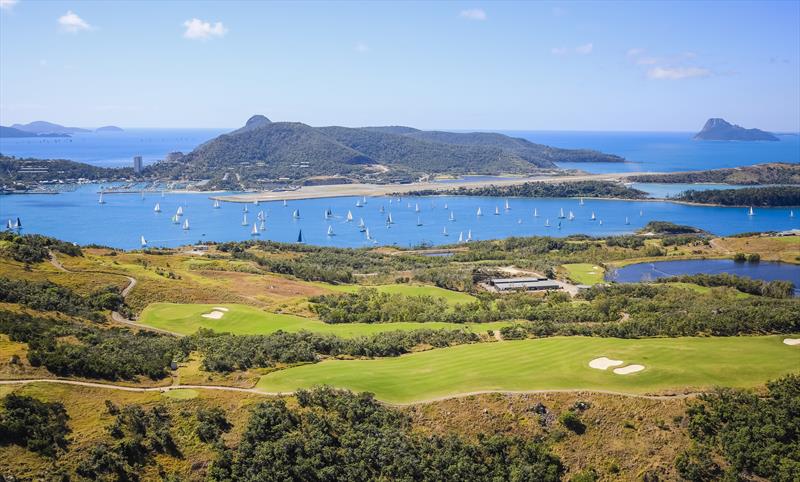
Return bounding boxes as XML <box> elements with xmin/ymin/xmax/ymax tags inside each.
<box><xmin>201</xmin><ymin>311</ymin><xmax>225</xmax><ymax>320</ymax></box>
<box><xmin>589</xmin><ymin>357</ymin><xmax>624</xmax><ymax>370</ymax></box>
<box><xmin>213</xmin><ymin>307</ymin><xmax>229</xmax><ymax>312</ymax></box>
<box><xmin>783</xmin><ymin>338</ymin><xmax>800</xmax><ymax>346</ymax></box>
<box><xmin>613</xmin><ymin>364</ymin><xmax>645</xmax><ymax>375</ymax></box>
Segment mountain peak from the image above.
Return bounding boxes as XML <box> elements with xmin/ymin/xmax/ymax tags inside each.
<box><xmin>694</xmin><ymin>118</ymin><xmax>778</xmax><ymax>142</ymax></box>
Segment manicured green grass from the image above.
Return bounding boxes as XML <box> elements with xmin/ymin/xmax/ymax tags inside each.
<box><xmin>138</xmin><ymin>303</ymin><xmax>508</xmax><ymax>338</ymax></box>
<box><xmin>562</xmin><ymin>263</ymin><xmax>605</xmax><ymax>285</ymax></box>
<box><xmin>256</xmin><ymin>335</ymin><xmax>800</xmax><ymax>403</ymax></box>
<box><xmin>308</xmin><ymin>282</ymin><xmax>476</xmax><ymax>305</ymax></box>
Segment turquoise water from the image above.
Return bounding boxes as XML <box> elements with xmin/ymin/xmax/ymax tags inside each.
<box><xmin>1</xmin><ymin>185</ymin><xmax>797</xmax><ymax>250</ymax></box>
<box><xmin>607</xmin><ymin>259</ymin><xmax>800</xmax><ymax>294</ymax></box>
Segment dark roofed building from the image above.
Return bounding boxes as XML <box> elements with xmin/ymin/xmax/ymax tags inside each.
<box><xmin>489</xmin><ymin>277</ymin><xmax>561</xmax><ymax>292</ymax></box>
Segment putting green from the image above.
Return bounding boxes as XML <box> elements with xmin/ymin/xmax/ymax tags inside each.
<box><xmin>562</xmin><ymin>263</ymin><xmax>605</xmax><ymax>285</ymax></box>
<box><xmin>138</xmin><ymin>303</ymin><xmax>509</xmax><ymax>338</ymax></box>
<box><xmin>256</xmin><ymin>335</ymin><xmax>800</xmax><ymax>403</ymax></box>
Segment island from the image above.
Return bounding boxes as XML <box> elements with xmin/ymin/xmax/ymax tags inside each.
<box><xmin>0</xmin><ymin>126</ymin><xmax>70</xmax><ymax>138</ymax></box>
<box><xmin>628</xmin><ymin>162</ymin><xmax>800</xmax><ymax>185</ymax></box>
<box><xmin>95</xmin><ymin>125</ymin><xmax>124</xmax><ymax>132</ymax></box>
<box><xmin>9</xmin><ymin>120</ymin><xmax>91</xmax><ymax>135</ymax></box>
<box><xmin>694</xmin><ymin>118</ymin><xmax>779</xmax><ymax>141</ymax></box>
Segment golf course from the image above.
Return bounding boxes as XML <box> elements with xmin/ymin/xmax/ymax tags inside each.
<box><xmin>138</xmin><ymin>302</ymin><xmax>510</xmax><ymax>337</ymax></box>
<box><xmin>256</xmin><ymin>335</ymin><xmax>800</xmax><ymax>403</ymax></box>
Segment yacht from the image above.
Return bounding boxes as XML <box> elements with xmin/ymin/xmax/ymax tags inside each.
<box><xmin>568</xmin><ymin>211</ymin><xmax>575</xmax><ymax>221</ymax></box>
<box><xmin>476</xmin><ymin>207</ymin><xmax>483</xmax><ymax>216</ymax></box>
<box><xmin>182</xmin><ymin>219</ymin><xmax>190</xmax><ymax>230</ymax></box>
<box><xmin>443</xmin><ymin>226</ymin><xmax>448</xmax><ymax>236</ymax></box>
<box><xmin>242</xmin><ymin>213</ymin><xmax>248</xmax><ymax>226</ymax></box>
<box><xmin>177</xmin><ymin>206</ymin><xmax>184</xmax><ymax>217</ymax></box>
<box><xmin>748</xmin><ymin>206</ymin><xmax>755</xmax><ymax>216</ymax></box>
<box><xmin>327</xmin><ymin>225</ymin><xmax>335</xmax><ymax>236</ymax></box>
<box><xmin>544</xmin><ymin>218</ymin><xmax>551</xmax><ymax>227</ymax></box>
<box><xmin>292</xmin><ymin>209</ymin><xmax>300</xmax><ymax>219</ymax></box>
<box><xmin>449</xmin><ymin>211</ymin><xmax>455</xmax><ymax>221</ymax></box>
<box><xmin>140</xmin><ymin>236</ymin><xmax>147</xmax><ymax>247</ymax></box>
<box><xmin>98</xmin><ymin>192</ymin><xmax>105</xmax><ymax>204</ymax></box>
<box><xmin>558</xmin><ymin>208</ymin><xmax>565</xmax><ymax>219</ymax></box>
<box><xmin>251</xmin><ymin>223</ymin><xmax>260</xmax><ymax>236</ymax></box>
<box><xmin>416</xmin><ymin>216</ymin><xmax>422</xmax><ymax>226</ymax></box>
<box><xmin>533</xmin><ymin>208</ymin><xmax>539</xmax><ymax>217</ymax></box>
<box><xmin>386</xmin><ymin>213</ymin><xmax>394</xmax><ymax>224</ymax></box>
<box><xmin>466</xmin><ymin>230</ymin><xmax>472</xmax><ymax>242</ymax></box>
<box><xmin>505</xmin><ymin>199</ymin><xmax>510</xmax><ymax>210</ymax></box>
<box><xmin>154</xmin><ymin>203</ymin><xmax>161</xmax><ymax>213</ymax></box>
<box><xmin>494</xmin><ymin>206</ymin><xmax>500</xmax><ymax>215</ymax></box>
<box><xmin>213</xmin><ymin>200</ymin><xmax>220</xmax><ymax>209</ymax></box>
<box><xmin>346</xmin><ymin>210</ymin><xmax>353</xmax><ymax>222</ymax></box>
<box><xmin>590</xmin><ymin>211</ymin><xmax>596</xmax><ymax>221</ymax></box>
<box><xmin>458</xmin><ymin>231</ymin><xmax>464</xmax><ymax>243</ymax></box>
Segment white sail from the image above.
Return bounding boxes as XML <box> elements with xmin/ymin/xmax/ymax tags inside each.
<box><xmin>260</xmin><ymin>220</ymin><xmax>265</xmax><ymax>231</ymax></box>
<box><xmin>293</xmin><ymin>209</ymin><xmax>300</xmax><ymax>219</ymax></box>
<box><xmin>443</xmin><ymin>203</ymin><xmax>448</xmax><ymax>209</ymax></box>
<box><xmin>154</xmin><ymin>203</ymin><xmax>161</xmax><ymax>213</ymax></box>
<box><xmin>386</xmin><ymin>213</ymin><xmax>394</xmax><ymax>224</ymax></box>
<box><xmin>98</xmin><ymin>192</ymin><xmax>105</xmax><ymax>204</ymax></box>
<box><xmin>327</xmin><ymin>225</ymin><xmax>335</xmax><ymax>236</ymax></box>
<box><xmin>172</xmin><ymin>214</ymin><xmax>179</xmax><ymax>224</ymax></box>
<box><xmin>358</xmin><ymin>218</ymin><xmax>365</xmax><ymax>228</ymax></box>
<box><xmin>362</xmin><ymin>196</ymin><xmax>367</xmax><ymax>204</ymax></box>
<box><xmin>252</xmin><ymin>223</ymin><xmax>259</xmax><ymax>236</ymax></box>
<box><xmin>254</xmin><ymin>200</ymin><xmax>259</xmax><ymax>206</ymax></box>
<box><xmin>639</xmin><ymin>209</ymin><xmax>643</xmax><ymax>216</ymax></box>
<box><xmin>476</xmin><ymin>207</ymin><xmax>482</xmax><ymax>216</ymax></box>
<box><xmin>494</xmin><ymin>206</ymin><xmax>500</xmax><ymax>215</ymax></box>
<box><xmin>467</xmin><ymin>230</ymin><xmax>472</xmax><ymax>241</ymax></box>
<box><xmin>346</xmin><ymin>210</ymin><xmax>353</xmax><ymax>221</ymax></box>
<box><xmin>748</xmin><ymin>206</ymin><xmax>755</xmax><ymax>216</ymax></box>
<box><xmin>590</xmin><ymin>211</ymin><xmax>596</xmax><ymax>220</ymax></box>
<box><xmin>182</xmin><ymin>219</ymin><xmax>190</xmax><ymax>230</ymax></box>
<box><xmin>5</xmin><ymin>219</ymin><xmax>12</xmax><ymax>230</ymax></box>
<box><xmin>415</xmin><ymin>203</ymin><xmax>420</xmax><ymax>213</ymax></box>
<box><xmin>258</xmin><ymin>210</ymin><xmax>265</xmax><ymax>221</ymax></box>
<box><xmin>177</xmin><ymin>206</ymin><xmax>183</xmax><ymax>216</ymax></box>
<box><xmin>791</xmin><ymin>210</ymin><xmax>795</xmax><ymax>218</ymax></box>
<box><xmin>242</xmin><ymin>213</ymin><xmax>248</xmax><ymax>226</ymax></box>
<box><xmin>213</xmin><ymin>200</ymin><xmax>220</xmax><ymax>209</ymax></box>
<box><xmin>365</xmin><ymin>228</ymin><xmax>371</xmax><ymax>240</ymax></box>
<box><xmin>243</xmin><ymin>205</ymin><xmax>248</xmax><ymax>213</ymax></box>
<box><xmin>568</xmin><ymin>211</ymin><xmax>574</xmax><ymax>220</ymax></box>
<box><xmin>534</xmin><ymin>208</ymin><xmax>539</xmax><ymax>217</ymax></box>
<box><xmin>449</xmin><ymin>211</ymin><xmax>455</xmax><ymax>221</ymax></box>
<box><xmin>443</xmin><ymin>226</ymin><xmax>448</xmax><ymax>236</ymax></box>
<box><xmin>458</xmin><ymin>231</ymin><xmax>463</xmax><ymax>243</ymax></box>
<box><xmin>599</xmin><ymin>220</ymin><xmax>603</xmax><ymax>225</ymax></box>
<box><xmin>517</xmin><ymin>219</ymin><xmax>522</xmax><ymax>224</ymax></box>
<box><xmin>545</xmin><ymin>218</ymin><xmax>550</xmax><ymax>227</ymax></box>
<box><xmin>559</xmin><ymin>208</ymin><xmax>565</xmax><ymax>219</ymax></box>
<box><xmin>505</xmin><ymin>199</ymin><xmax>510</xmax><ymax>210</ymax></box>
<box><xmin>283</xmin><ymin>200</ymin><xmax>287</xmax><ymax>207</ymax></box>
<box><xmin>579</xmin><ymin>197</ymin><xmax>584</xmax><ymax>205</ymax></box>
<box><xmin>140</xmin><ymin>236</ymin><xmax>147</xmax><ymax>247</ymax></box>
<box><xmin>625</xmin><ymin>217</ymin><xmax>630</xmax><ymax>225</ymax></box>
<box><xmin>356</xmin><ymin>200</ymin><xmax>363</xmax><ymax>208</ymax></box>
<box><xmin>417</xmin><ymin>216</ymin><xmax>422</xmax><ymax>226</ymax></box>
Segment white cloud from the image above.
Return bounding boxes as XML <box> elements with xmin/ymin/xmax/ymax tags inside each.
<box><xmin>647</xmin><ymin>66</ymin><xmax>711</xmax><ymax>80</ymax></box>
<box><xmin>355</xmin><ymin>42</ymin><xmax>369</xmax><ymax>53</ymax></box>
<box><xmin>58</xmin><ymin>10</ymin><xmax>92</xmax><ymax>33</ymax></box>
<box><xmin>0</xmin><ymin>0</ymin><xmax>18</xmax><ymax>11</ymax></box>
<box><xmin>183</xmin><ymin>18</ymin><xmax>227</xmax><ymax>40</ymax></box>
<box><xmin>552</xmin><ymin>43</ymin><xmax>593</xmax><ymax>56</ymax></box>
<box><xmin>460</xmin><ymin>8</ymin><xmax>486</xmax><ymax>21</ymax></box>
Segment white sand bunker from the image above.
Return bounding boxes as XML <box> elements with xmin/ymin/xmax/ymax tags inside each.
<box><xmin>613</xmin><ymin>364</ymin><xmax>645</xmax><ymax>375</ymax></box>
<box><xmin>212</xmin><ymin>307</ymin><xmax>229</xmax><ymax>312</ymax></box>
<box><xmin>589</xmin><ymin>357</ymin><xmax>624</xmax><ymax>370</ymax></box>
<box><xmin>201</xmin><ymin>310</ymin><xmax>225</xmax><ymax>320</ymax></box>
<box><xmin>783</xmin><ymin>338</ymin><xmax>800</xmax><ymax>346</ymax></box>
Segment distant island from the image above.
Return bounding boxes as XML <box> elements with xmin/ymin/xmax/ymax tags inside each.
<box><xmin>694</xmin><ymin>118</ymin><xmax>779</xmax><ymax>141</ymax></box>
<box><xmin>0</xmin><ymin>126</ymin><xmax>70</xmax><ymax>138</ymax></box>
<box><xmin>149</xmin><ymin>114</ymin><xmax>625</xmax><ymax>189</ymax></box>
<box><xmin>9</xmin><ymin>121</ymin><xmax>91</xmax><ymax>135</ymax></box>
<box><xmin>628</xmin><ymin>162</ymin><xmax>800</xmax><ymax>185</ymax></box>
<box><xmin>675</xmin><ymin>186</ymin><xmax>800</xmax><ymax>207</ymax></box>
<box><xmin>95</xmin><ymin>125</ymin><xmax>124</xmax><ymax>132</ymax></box>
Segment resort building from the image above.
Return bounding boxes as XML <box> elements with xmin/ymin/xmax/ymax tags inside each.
<box><xmin>489</xmin><ymin>277</ymin><xmax>562</xmax><ymax>292</ymax></box>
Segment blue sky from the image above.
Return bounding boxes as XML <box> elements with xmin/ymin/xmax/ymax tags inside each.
<box><xmin>1</xmin><ymin>0</ymin><xmax>798</xmax><ymax>131</ymax></box>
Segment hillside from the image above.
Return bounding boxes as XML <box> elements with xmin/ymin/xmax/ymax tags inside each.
<box><xmin>628</xmin><ymin>162</ymin><xmax>800</xmax><ymax>185</ymax></box>
<box><xmin>9</xmin><ymin>121</ymin><xmax>90</xmax><ymax>135</ymax></box>
<box><xmin>150</xmin><ymin>115</ymin><xmax>625</xmax><ymax>188</ymax></box>
<box><xmin>694</xmin><ymin>118</ymin><xmax>779</xmax><ymax>141</ymax></box>
<box><xmin>0</xmin><ymin>126</ymin><xmax>69</xmax><ymax>138</ymax></box>
<box><xmin>0</xmin><ymin>155</ymin><xmax>131</xmax><ymax>188</ymax></box>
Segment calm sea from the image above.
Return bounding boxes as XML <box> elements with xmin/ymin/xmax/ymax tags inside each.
<box><xmin>1</xmin><ymin>185</ymin><xmax>797</xmax><ymax>250</ymax></box>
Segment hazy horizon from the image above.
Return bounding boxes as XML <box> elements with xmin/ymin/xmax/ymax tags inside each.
<box><xmin>2</xmin><ymin>1</ymin><xmax>799</xmax><ymax>131</ymax></box>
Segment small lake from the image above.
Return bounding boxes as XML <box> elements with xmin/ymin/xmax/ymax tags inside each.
<box><xmin>606</xmin><ymin>259</ymin><xmax>800</xmax><ymax>294</ymax></box>
<box><xmin>1</xmin><ymin>184</ymin><xmax>798</xmax><ymax>250</ymax></box>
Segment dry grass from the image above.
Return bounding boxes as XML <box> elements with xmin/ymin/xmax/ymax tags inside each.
<box><xmin>713</xmin><ymin>235</ymin><xmax>800</xmax><ymax>263</ymax></box>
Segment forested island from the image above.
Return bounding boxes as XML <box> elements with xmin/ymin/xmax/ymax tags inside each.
<box><xmin>402</xmin><ymin>180</ymin><xmax>647</xmax><ymax>199</ymax></box>
<box><xmin>0</xmin><ymin>155</ymin><xmax>131</xmax><ymax>190</ymax></box>
<box><xmin>629</xmin><ymin>162</ymin><xmax>800</xmax><ymax>185</ymax></box>
<box><xmin>674</xmin><ymin>186</ymin><xmax>800</xmax><ymax>207</ymax></box>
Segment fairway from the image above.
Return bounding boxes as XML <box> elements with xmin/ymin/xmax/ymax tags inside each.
<box><xmin>308</xmin><ymin>282</ymin><xmax>477</xmax><ymax>305</ymax></box>
<box><xmin>138</xmin><ymin>303</ymin><xmax>509</xmax><ymax>338</ymax></box>
<box><xmin>257</xmin><ymin>335</ymin><xmax>800</xmax><ymax>403</ymax></box>
<box><xmin>562</xmin><ymin>263</ymin><xmax>605</xmax><ymax>285</ymax></box>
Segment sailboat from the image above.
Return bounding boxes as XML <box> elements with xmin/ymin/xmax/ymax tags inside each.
<box><xmin>355</xmin><ymin>199</ymin><xmax>363</xmax><ymax>208</ymax></box>
<box><xmin>599</xmin><ymin>220</ymin><xmax>603</xmax><ymax>225</ymax></box>
<box><xmin>748</xmin><ymin>206</ymin><xmax>755</xmax><ymax>216</ymax></box>
<box><xmin>242</xmin><ymin>213</ymin><xmax>248</xmax><ymax>226</ymax></box>
<box><xmin>466</xmin><ymin>230</ymin><xmax>472</xmax><ymax>242</ymax></box>
<box><xmin>98</xmin><ymin>192</ymin><xmax>105</xmax><ymax>204</ymax></box>
<box><xmin>154</xmin><ymin>203</ymin><xmax>161</xmax><ymax>213</ymax></box>
<box><xmin>251</xmin><ymin>223</ymin><xmax>260</xmax><ymax>236</ymax></box>
<box><xmin>182</xmin><ymin>219</ymin><xmax>190</xmax><ymax>230</ymax></box>
<box><xmin>449</xmin><ymin>211</ymin><xmax>455</xmax><ymax>222</ymax></box>
<box><xmin>557</xmin><ymin>221</ymin><xmax>562</xmax><ymax>230</ymax></box>
<box><xmin>625</xmin><ymin>217</ymin><xmax>630</xmax><ymax>225</ymax></box>
<box><xmin>505</xmin><ymin>199</ymin><xmax>510</xmax><ymax>210</ymax></box>
<box><xmin>494</xmin><ymin>206</ymin><xmax>500</xmax><ymax>215</ymax></box>
<box><xmin>415</xmin><ymin>203</ymin><xmax>420</xmax><ymax>213</ymax></box>
<box><xmin>243</xmin><ymin>205</ymin><xmax>248</xmax><ymax>213</ymax></box>
<box><xmin>257</xmin><ymin>210</ymin><xmax>265</xmax><ymax>221</ymax></box>
<box><xmin>176</xmin><ymin>206</ymin><xmax>184</xmax><ymax>217</ymax></box>
<box><xmin>346</xmin><ymin>210</ymin><xmax>353</xmax><ymax>222</ymax></box>
<box><xmin>443</xmin><ymin>203</ymin><xmax>448</xmax><ymax>209</ymax></box>
<box><xmin>283</xmin><ymin>200</ymin><xmax>288</xmax><ymax>207</ymax></box>
<box><xmin>558</xmin><ymin>208</ymin><xmax>565</xmax><ymax>219</ymax></box>
<box><xmin>590</xmin><ymin>211</ymin><xmax>596</xmax><ymax>221</ymax></box>
<box><xmin>5</xmin><ymin>219</ymin><xmax>12</xmax><ymax>230</ymax></box>
<box><xmin>254</xmin><ymin>200</ymin><xmax>259</xmax><ymax>206</ymax></box>
<box><xmin>140</xmin><ymin>191</ymin><xmax>145</xmax><ymax>200</ymax></box>
<box><xmin>458</xmin><ymin>231</ymin><xmax>463</xmax><ymax>243</ymax></box>
<box><xmin>15</xmin><ymin>218</ymin><xmax>21</xmax><ymax>229</ymax></box>
<box><xmin>533</xmin><ymin>208</ymin><xmax>539</xmax><ymax>217</ymax></box>
<box><xmin>327</xmin><ymin>225</ymin><xmax>335</xmax><ymax>236</ymax></box>
<box><xmin>140</xmin><ymin>236</ymin><xmax>147</xmax><ymax>247</ymax></box>
<box><xmin>213</xmin><ymin>200</ymin><xmax>220</xmax><ymax>209</ymax></box>
<box><xmin>544</xmin><ymin>218</ymin><xmax>551</xmax><ymax>227</ymax></box>
<box><xmin>297</xmin><ymin>230</ymin><xmax>304</xmax><ymax>243</ymax></box>
<box><xmin>416</xmin><ymin>216</ymin><xmax>423</xmax><ymax>227</ymax></box>
<box><xmin>292</xmin><ymin>209</ymin><xmax>300</xmax><ymax>219</ymax></box>
<box><xmin>443</xmin><ymin>226</ymin><xmax>448</xmax><ymax>236</ymax></box>
<box><xmin>358</xmin><ymin>218</ymin><xmax>366</xmax><ymax>232</ymax></box>
<box><xmin>791</xmin><ymin>210</ymin><xmax>795</xmax><ymax>218</ymax></box>
<box><xmin>476</xmin><ymin>207</ymin><xmax>483</xmax><ymax>216</ymax></box>
<box><xmin>579</xmin><ymin>197</ymin><xmax>584</xmax><ymax>206</ymax></box>
<box><xmin>171</xmin><ymin>214</ymin><xmax>179</xmax><ymax>224</ymax></box>
<box><xmin>259</xmin><ymin>220</ymin><xmax>265</xmax><ymax>231</ymax></box>
<box><xmin>568</xmin><ymin>211</ymin><xmax>575</xmax><ymax>221</ymax></box>
<box><xmin>365</xmin><ymin>228</ymin><xmax>372</xmax><ymax>240</ymax></box>
<box><xmin>362</xmin><ymin>196</ymin><xmax>368</xmax><ymax>205</ymax></box>
<box><xmin>386</xmin><ymin>213</ymin><xmax>394</xmax><ymax>224</ymax></box>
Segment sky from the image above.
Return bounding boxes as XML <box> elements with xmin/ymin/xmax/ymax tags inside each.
<box><xmin>1</xmin><ymin>0</ymin><xmax>799</xmax><ymax>131</ymax></box>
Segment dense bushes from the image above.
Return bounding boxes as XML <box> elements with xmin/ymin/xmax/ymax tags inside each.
<box><xmin>209</xmin><ymin>386</ymin><xmax>565</xmax><ymax>481</ymax></box>
<box><xmin>656</xmin><ymin>273</ymin><xmax>795</xmax><ymax>298</ymax></box>
<box><xmin>677</xmin><ymin>375</ymin><xmax>800</xmax><ymax>481</ymax></box>
<box><xmin>676</xmin><ymin>185</ymin><xmax>800</xmax><ymax>207</ymax></box>
<box><xmin>0</xmin><ymin>276</ymin><xmax>123</xmax><ymax>320</ymax></box>
<box><xmin>310</xmin><ymin>288</ymin><xmax>449</xmax><ymax>323</ymax></box>
<box><xmin>0</xmin><ymin>231</ymin><xmax>82</xmax><ymax>264</ymax></box>
<box><xmin>0</xmin><ymin>394</ymin><xmax>70</xmax><ymax>457</ymax></box>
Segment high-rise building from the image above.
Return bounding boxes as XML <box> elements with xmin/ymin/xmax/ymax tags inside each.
<box><xmin>133</xmin><ymin>156</ymin><xmax>143</xmax><ymax>174</ymax></box>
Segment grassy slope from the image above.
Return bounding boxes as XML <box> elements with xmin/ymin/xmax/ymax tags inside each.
<box><xmin>562</xmin><ymin>263</ymin><xmax>605</xmax><ymax>285</ymax></box>
<box><xmin>307</xmin><ymin>282</ymin><xmax>477</xmax><ymax>304</ymax></box>
<box><xmin>139</xmin><ymin>303</ymin><xmax>509</xmax><ymax>337</ymax></box>
<box><xmin>257</xmin><ymin>335</ymin><xmax>800</xmax><ymax>403</ymax></box>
